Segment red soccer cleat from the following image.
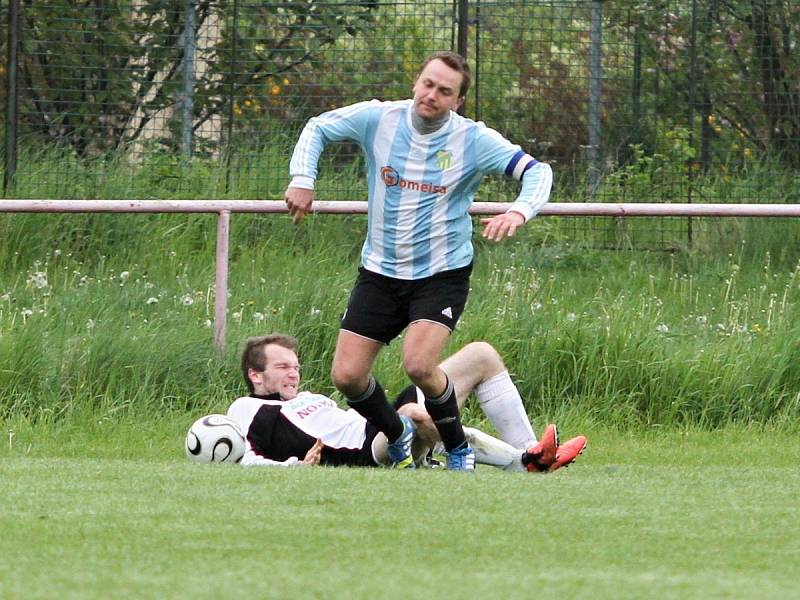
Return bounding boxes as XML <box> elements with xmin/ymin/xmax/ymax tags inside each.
<box><xmin>548</xmin><ymin>435</ymin><xmax>587</xmax><ymax>472</ymax></box>
<box><xmin>521</xmin><ymin>423</ymin><xmax>559</xmax><ymax>472</ymax></box>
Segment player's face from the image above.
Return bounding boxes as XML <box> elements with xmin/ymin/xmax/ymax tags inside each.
<box><xmin>412</xmin><ymin>59</ymin><xmax>464</xmax><ymax>121</ymax></box>
<box><xmin>250</xmin><ymin>344</ymin><xmax>301</xmax><ymax>400</ymax></box>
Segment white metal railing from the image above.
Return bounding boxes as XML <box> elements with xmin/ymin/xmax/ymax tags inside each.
<box><xmin>3</xmin><ymin>199</ymin><xmax>800</xmax><ymax>351</ymax></box>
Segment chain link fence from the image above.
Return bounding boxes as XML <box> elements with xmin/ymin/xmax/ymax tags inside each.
<box><xmin>1</xmin><ymin>0</ymin><xmax>798</xmax><ymax>248</ymax></box>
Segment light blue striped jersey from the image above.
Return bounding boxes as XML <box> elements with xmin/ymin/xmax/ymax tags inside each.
<box><xmin>289</xmin><ymin>99</ymin><xmax>552</xmax><ymax>279</ymax></box>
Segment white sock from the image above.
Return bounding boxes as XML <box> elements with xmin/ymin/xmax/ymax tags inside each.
<box><xmin>463</xmin><ymin>427</ymin><xmax>524</xmax><ymax>471</ymax></box>
<box><xmin>475</xmin><ymin>370</ymin><xmax>537</xmax><ymax>449</ymax></box>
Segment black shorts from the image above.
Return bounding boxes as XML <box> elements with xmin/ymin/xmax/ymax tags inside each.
<box><xmin>340</xmin><ymin>264</ymin><xmax>472</xmax><ymax>345</ymax></box>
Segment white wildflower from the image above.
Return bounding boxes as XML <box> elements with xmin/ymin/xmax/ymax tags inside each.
<box><xmin>146</xmin><ymin>297</ymin><xmax>158</xmax><ymax>305</ymax></box>
<box><xmin>655</xmin><ymin>323</ymin><xmax>669</xmax><ymax>334</ymax></box>
<box><xmin>1</xmin><ymin>293</ymin><xmax>10</xmax><ymax>302</ymax></box>
<box><xmin>21</xmin><ymin>308</ymin><xmax>33</xmax><ymax>318</ymax></box>
<box><xmin>86</xmin><ymin>319</ymin><xmax>95</xmax><ymax>330</ymax></box>
<box><xmin>253</xmin><ymin>312</ymin><xmax>265</xmax><ymax>322</ymax></box>
<box><xmin>28</xmin><ymin>272</ymin><xmax>48</xmax><ymax>289</ymax></box>
<box><xmin>181</xmin><ymin>294</ymin><xmax>194</xmax><ymax>306</ymax></box>
<box><xmin>566</xmin><ymin>312</ymin><xmax>577</xmax><ymax>322</ymax></box>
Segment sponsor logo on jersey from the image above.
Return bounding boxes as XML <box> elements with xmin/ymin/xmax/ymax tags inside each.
<box><xmin>287</xmin><ymin>395</ymin><xmax>336</xmax><ymax>420</ymax></box>
<box><xmin>381</xmin><ymin>166</ymin><xmax>447</xmax><ymax>194</ymax></box>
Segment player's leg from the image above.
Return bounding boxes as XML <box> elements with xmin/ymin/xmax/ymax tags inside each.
<box><xmin>334</xmin><ymin>270</ymin><xmax>416</xmax><ymax>468</ymax></box>
<box><xmin>330</xmin><ymin>329</ymin><xmax>383</xmax><ymax>399</ymax></box>
<box><xmin>332</xmin><ymin>330</ymin><xmax>415</xmax><ymax>468</ymax></box>
<box><xmin>402</xmin><ymin>323</ymin><xmax>462</xmax><ymax>443</ymax></box>
<box><xmin>464</xmin><ymin>427</ymin><xmax>525</xmax><ymax>471</ymax></box>
<box><xmin>404</xmin><ymin>265</ymin><xmax>475</xmax><ymax>470</ymax></box>
<box><xmin>440</xmin><ymin>341</ymin><xmax>537</xmax><ymax>450</ymax></box>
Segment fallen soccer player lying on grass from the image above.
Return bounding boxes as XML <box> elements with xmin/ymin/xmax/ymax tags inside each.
<box><xmin>186</xmin><ymin>333</ymin><xmax>586</xmax><ymax>472</ymax></box>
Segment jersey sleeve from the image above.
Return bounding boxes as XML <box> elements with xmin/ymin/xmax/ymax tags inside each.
<box><xmin>288</xmin><ymin>99</ymin><xmax>382</xmax><ymax>185</ymax></box>
<box><xmin>474</xmin><ymin>126</ymin><xmax>553</xmax><ymax>222</ymax></box>
<box><xmin>240</xmin><ymin>448</ymin><xmax>303</xmax><ymax>467</ymax></box>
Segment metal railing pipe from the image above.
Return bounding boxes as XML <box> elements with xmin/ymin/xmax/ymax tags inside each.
<box><xmin>3</xmin><ymin>199</ymin><xmax>800</xmax><ymax>352</ymax></box>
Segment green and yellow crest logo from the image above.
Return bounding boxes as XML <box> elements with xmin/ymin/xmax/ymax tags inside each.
<box><xmin>436</xmin><ymin>150</ymin><xmax>452</xmax><ymax>171</ymax></box>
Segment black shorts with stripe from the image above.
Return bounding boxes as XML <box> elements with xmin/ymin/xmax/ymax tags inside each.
<box><xmin>340</xmin><ymin>264</ymin><xmax>472</xmax><ymax>345</ymax></box>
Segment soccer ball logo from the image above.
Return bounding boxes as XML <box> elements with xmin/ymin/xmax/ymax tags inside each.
<box><xmin>185</xmin><ymin>414</ymin><xmax>246</xmax><ymax>464</ymax></box>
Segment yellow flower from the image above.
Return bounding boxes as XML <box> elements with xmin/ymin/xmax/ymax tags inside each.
<box><xmin>243</xmin><ymin>99</ymin><xmax>252</xmax><ymax>107</ymax></box>
<box><xmin>743</xmin><ymin>148</ymin><xmax>752</xmax><ymax>158</ymax></box>
<box><xmin>283</xmin><ymin>78</ymin><xmax>290</xmax><ymax>86</ymax></box>
<box><xmin>270</xmin><ymin>85</ymin><xmax>281</xmax><ymax>96</ymax></box>
<box><xmin>714</xmin><ymin>126</ymin><xmax>721</xmax><ymax>134</ymax></box>
<box><xmin>707</xmin><ymin>115</ymin><xmax>715</xmax><ymax>125</ymax></box>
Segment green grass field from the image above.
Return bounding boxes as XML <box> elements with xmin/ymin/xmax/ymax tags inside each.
<box><xmin>3</xmin><ymin>178</ymin><xmax>800</xmax><ymax>599</ymax></box>
<box><xmin>2</xmin><ymin>427</ymin><xmax>798</xmax><ymax>600</ymax></box>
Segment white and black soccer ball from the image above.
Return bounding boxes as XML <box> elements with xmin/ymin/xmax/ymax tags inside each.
<box><xmin>185</xmin><ymin>414</ymin><xmax>246</xmax><ymax>464</ymax></box>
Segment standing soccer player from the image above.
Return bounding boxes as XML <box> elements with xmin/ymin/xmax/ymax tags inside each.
<box><xmin>284</xmin><ymin>51</ymin><xmax>553</xmax><ymax>470</ymax></box>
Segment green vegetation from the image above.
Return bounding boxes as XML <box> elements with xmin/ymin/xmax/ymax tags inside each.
<box><xmin>2</xmin><ymin>194</ymin><xmax>800</xmax><ymax>430</ymax></box>
<box><xmin>1</xmin><ymin>430</ymin><xmax>798</xmax><ymax>599</ymax></box>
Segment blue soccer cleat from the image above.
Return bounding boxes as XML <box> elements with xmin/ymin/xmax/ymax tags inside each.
<box><xmin>387</xmin><ymin>415</ymin><xmax>416</xmax><ymax>469</ymax></box>
<box><xmin>446</xmin><ymin>442</ymin><xmax>476</xmax><ymax>471</ymax></box>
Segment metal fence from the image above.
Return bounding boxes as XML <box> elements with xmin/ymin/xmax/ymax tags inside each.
<box><xmin>2</xmin><ymin>0</ymin><xmax>799</xmax><ymax>247</ymax></box>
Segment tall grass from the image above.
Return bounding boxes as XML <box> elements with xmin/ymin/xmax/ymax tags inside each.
<box><xmin>2</xmin><ymin>151</ymin><xmax>800</xmax><ymax>429</ymax></box>
<box><xmin>3</xmin><ymin>211</ymin><xmax>800</xmax><ymax>430</ymax></box>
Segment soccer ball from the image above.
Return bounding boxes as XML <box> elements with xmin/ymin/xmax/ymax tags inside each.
<box><xmin>185</xmin><ymin>414</ymin><xmax>246</xmax><ymax>464</ymax></box>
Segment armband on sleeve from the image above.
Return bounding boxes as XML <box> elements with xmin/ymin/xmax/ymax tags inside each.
<box><xmin>504</xmin><ymin>151</ymin><xmax>538</xmax><ymax>181</ymax></box>
<box><xmin>509</xmin><ymin>160</ymin><xmax>553</xmax><ymax>222</ymax></box>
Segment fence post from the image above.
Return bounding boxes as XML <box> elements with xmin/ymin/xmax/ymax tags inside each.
<box><xmin>224</xmin><ymin>0</ymin><xmax>240</xmax><ymax>192</ymax></box>
<box><xmin>686</xmin><ymin>0</ymin><xmax>699</xmax><ymax>246</ymax></box>
<box><xmin>588</xmin><ymin>0</ymin><xmax>603</xmax><ymax>198</ymax></box>
<box><xmin>181</xmin><ymin>0</ymin><xmax>197</xmax><ymax>158</ymax></box>
<box><xmin>214</xmin><ymin>210</ymin><xmax>231</xmax><ymax>354</ymax></box>
<box><xmin>3</xmin><ymin>0</ymin><xmax>20</xmax><ymax>195</ymax></box>
<box><xmin>456</xmin><ymin>0</ymin><xmax>469</xmax><ymax>116</ymax></box>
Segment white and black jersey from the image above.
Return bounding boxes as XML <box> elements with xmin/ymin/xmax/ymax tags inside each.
<box><xmin>226</xmin><ymin>392</ymin><xmax>380</xmax><ymax>467</ymax></box>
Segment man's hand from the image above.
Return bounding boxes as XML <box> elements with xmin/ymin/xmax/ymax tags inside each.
<box><xmin>480</xmin><ymin>211</ymin><xmax>525</xmax><ymax>242</ymax></box>
<box><xmin>285</xmin><ymin>187</ymin><xmax>314</xmax><ymax>224</ymax></box>
<box><xmin>302</xmin><ymin>439</ymin><xmax>324</xmax><ymax>465</ymax></box>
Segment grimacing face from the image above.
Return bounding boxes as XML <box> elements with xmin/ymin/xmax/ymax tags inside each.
<box><xmin>412</xmin><ymin>58</ymin><xmax>464</xmax><ymax>121</ymax></box>
<box><xmin>248</xmin><ymin>343</ymin><xmax>301</xmax><ymax>400</ymax></box>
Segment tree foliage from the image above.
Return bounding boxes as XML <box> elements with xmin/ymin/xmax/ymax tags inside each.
<box><xmin>607</xmin><ymin>0</ymin><xmax>800</xmax><ymax>168</ymax></box>
<box><xmin>10</xmin><ymin>0</ymin><xmax>377</xmax><ymax>157</ymax></box>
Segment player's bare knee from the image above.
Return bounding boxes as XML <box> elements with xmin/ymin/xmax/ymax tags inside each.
<box><xmin>330</xmin><ymin>364</ymin><xmax>367</xmax><ymax>397</ymax></box>
<box><xmin>402</xmin><ymin>356</ymin><xmax>437</xmax><ymax>387</ymax></box>
<box><xmin>465</xmin><ymin>341</ymin><xmax>504</xmax><ymax>371</ymax></box>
